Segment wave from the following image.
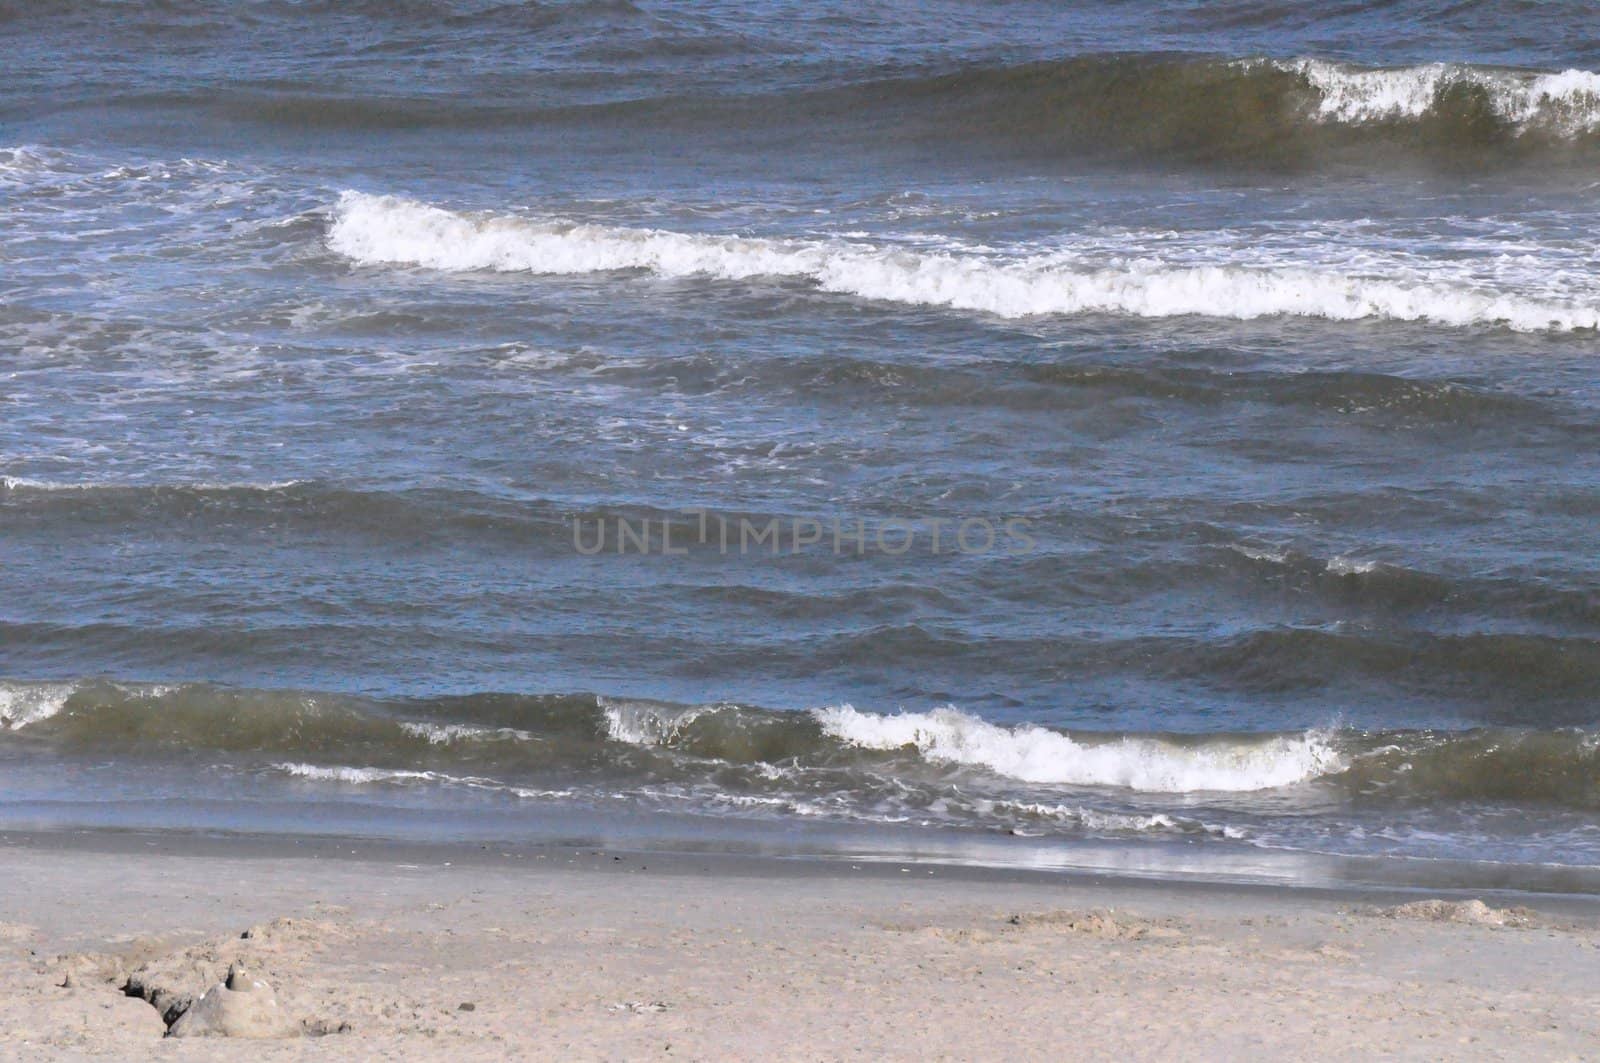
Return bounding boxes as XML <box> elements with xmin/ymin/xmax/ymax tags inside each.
<box><xmin>1338</xmin><ymin>730</ymin><xmax>1600</xmax><ymax>807</ymax></box>
<box><xmin>274</xmin><ymin>762</ymin><xmax>473</xmax><ymax>785</ymax></box>
<box><xmin>1018</xmin><ymin>365</ymin><xmax>1565</xmax><ymax>425</ymax></box>
<box><xmin>0</xmin><ymin>145</ymin><xmax>64</xmax><ymax>178</ymax></box>
<box><xmin>273</xmin><ymin>760</ymin><xmax>1220</xmax><ymax>835</ymax></box>
<box><xmin>569</xmin><ymin>698</ymin><xmax>1600</xmax><ymax>809</ymax></box>
<box><xmin>0</xmin><ymin>476</ymin><xmax>552</xmax><ymax>542</ymax></box>
<box><xmin>1271</xmin><ymin>59</ymin><xmax>1600</xmax><ymax>134</ymax></box>
<box><xmin>0</xmin><ymin>476</ymin><xmax>304</xmax><ymax>494</ymax></box>
<box><xmin>812</xmin><ymin>705</ymin><xmax>1341</xmax><ymax>792</ymax></box>
<box><xmin>0</xmin><ymin>477</ymin><xmax>832</xmax><ymax>558</ymax></box>
<box><xmin>825</xmin><ymin>54</ymin><xmax>1600</xmax><ymax>167</ymax></box>
<box><xmin>327</xmin><ymin>192</ymin><xmax>1600</xmax><ymax>332</ymax></box>
<box><xmin>6</xmin><ymin>679</ymin><xmax>1600</xmax><ymax>808</ymax></box>
<box><xmin>66</xmin><ymin>52</ymin><xmax>1600</xmax><ymax>171</ymax></box>
<box><xmin>396</xmin><ymin>721</ymin><xmax>538</xmax><ymax>745</ymax></box>
<box><xmin>0</xmin><ymin>679</ymin><xmax>598</xmax><ymax>750</ymax></box>
<box><xmin>271</xmin><ymin>761</ymin><xmax>573</xmax><ymax>799</ymax></box>
<box><xmin>1</xmin><ymin>0</ymin><xmax>634</xmax><ymax>32</ymax></box>
<box><xmin>0</xmin><ymin>681</ymin><xmax>79</xmax><ymax>729</ymax></box>
<box><xmin>607</xmin><ymin>353</ymin><xmax>1581</xmax><ymax>435</ymax></box>
<box><xmin>983</xmin><ymin>799</ymin><xmax>1241</xmax><ymax>838</ymax></box>
<box><xmin>1210</xmin><ymin>542</ymin><xmax>1600</xmax><ymax>631</ymax></box>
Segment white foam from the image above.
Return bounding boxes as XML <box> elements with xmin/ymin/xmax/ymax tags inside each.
<box><xmin>601</xmin><ymin>698</ymin><xmax>726</xmax><ymax>746</ymax></box>
<box><xmin>327</xmin><ymin>192</ymin><xmax>1600</xmax><ymax>332</ymax></box>
<box><xmin>1232</xmin><ymin>545</ymin><xmax>1291</xmax><ymax>565</ymax></box>
<box><xmin>0</xmin><ymin>477</ymin><xmax>79</xmax><ymax>492</ymax></box>
<box><xmin>0</xmin><ymin>683</ymin><xmax>76</xmax><ymax>730</ymax></box>
<box><xmin>272</xmin><ymin>762</ymin><xmax>571</xmax><ymax>799</ymax></box>
<box><xmin>0</xmin><ymin>477</ymin><xmax>303</xmax><ymax>493</ymax></box>
<box><xmin>975</xmin><ymin>799</ymin><xmax>1242</xmax><ymax>837</ymax></box>
<box><xmin>274</xmin><ymin>763</ymin><xmax>441</xmax><ymax>785</ymax></box>
<box><xmin>189</xmin><ymin>480</ymin><xmax>304</xmax><ymax>492</ymax></box>
<box><xmin>0</xmin><ymin>145</ymin><xmax>61</xmax><ymax>178</ymax></box>
<box><xmin>1230</xmin><ymin>545</ymin><xmax>1384</xmax><ymax>576</ymax></box>
<box><xmin>1271</xmin><ymin>59</ymin><xmax>1600</xmax><ymax>134</ymax></box>
<box><xmin>397</xmin><ymin>721</ymin><xmax>537</xmax><ymax>744</ymax></box>
<box><xmin>813</xmin><ymin>705</ymin><xmax>1342</xmax><ymax>792</ymax></box>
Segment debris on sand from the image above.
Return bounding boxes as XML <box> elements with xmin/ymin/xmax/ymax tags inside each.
<box><xmin>1004</xmin><ymin>909</ymin><xmax>1183</xmax><ymax>941</ymax></box>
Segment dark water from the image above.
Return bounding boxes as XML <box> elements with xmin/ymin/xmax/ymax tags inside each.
<box><xmin>3</xmin><ymin>1</ymin><xmax>1600</xmax><ymax>889</ymax></box>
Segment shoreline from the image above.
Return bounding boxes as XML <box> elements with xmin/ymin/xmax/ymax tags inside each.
<box><xmin>8</xmin><ymin>824</ymin><xmax>1600</xmax><ymax>914</ymax></box>
<box><xmin>2</xmin><ymin>827</ymin><xmax>1597</xmax><ymax>1057</ymax></box>
<box><xmin>7</xmin><ymin>806</ymin><xmax>1600</xmax><ymax>900</ymax></box>
<box><xmin>7</xmin><ymin>677</ymin><xmax>1599</xmax><ymax>886</ymax></box>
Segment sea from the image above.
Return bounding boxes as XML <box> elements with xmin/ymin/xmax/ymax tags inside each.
<box><xmin>4</xmin><ymin>0</ymin><xmax>1600</xmax><ymax>893</ymax></box>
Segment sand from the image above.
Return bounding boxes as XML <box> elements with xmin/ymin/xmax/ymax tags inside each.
<box><xmin>0</xmin><ymin>831</ymin><xmax>1596</xmax><ymax>1060</ymax></box>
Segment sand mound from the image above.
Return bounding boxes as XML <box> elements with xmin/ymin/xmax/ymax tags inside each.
<box><xmin>166</xmin><ymin>963</ymin><xmax>296</xmax><ymax>1038</ymax></box>
<box><xmin>118</xmin><ymin>917</ymin><xmax>351</xmax><ymax>1036</ymax></box>
<box><xmin>1376</xmin><ymin>899</ymin><xmax>1536</xmax><ymax>928</ymax></box>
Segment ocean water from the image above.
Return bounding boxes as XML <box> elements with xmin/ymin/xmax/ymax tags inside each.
<box><xmin>4</xmin><ymin>0</ymin><xmax>1600</xmax><ymax>890</ymax></box>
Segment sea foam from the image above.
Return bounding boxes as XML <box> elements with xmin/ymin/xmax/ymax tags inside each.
<box><xmin>328</xmin><ymin>192</ymin><xmax>1600</xmax><ymax>332</ymax></box>
<box><xmin>0</xmin><ymin>476</ymin><xmax>304</xmax><ymax>493</ymax></box>
<box><xmin>0</xmin><ymin>145</ymin><xmax>60</xmax><ymax>177</ymax></box>
<box><xmin>1273</xmin><ymin>59</ymin><xmax>1600</xmax><ymax>134</ymax></box>
<box><xmin>813</xmin><ymin>705</ymin><xmax>1342</xmax><ymax>792</ymax></box>
<box><xmin>0</xmin><ymin>682</ymin><xmax>76</xmax><ymax>729</ymax></box>
<box><xmin>272</xmin><ymin>762</ymin><xmax>573</xmax><ymax>799</ymax></box>
<box><xmin>601</xmin><ymin>699</ymin><xmax>728</xmax><ymax>747</ymax></box>
<box><xmin>397</xmin><ymin>721</ymin><xmax>538</xmax><ymax>745</ymax></box>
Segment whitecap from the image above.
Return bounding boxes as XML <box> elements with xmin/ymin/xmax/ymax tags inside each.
<box><xmin>812</xmin><ymin>704</ymin><xmax>1343</xmax><ymax>792</ymax></box>
<box><xmin>328</xmin><ymin>192</ymin><xmax>1600</xmax><ymax>332</ymax></box>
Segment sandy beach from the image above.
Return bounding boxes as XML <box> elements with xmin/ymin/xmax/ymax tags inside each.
<box><xmin>0</xmin><ymin>832</ymin><xmax>1594</xmax><ymax>1060</ymax></box>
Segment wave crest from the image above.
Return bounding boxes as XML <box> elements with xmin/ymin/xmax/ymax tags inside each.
<box><xmin>327</xmin><ymin>192</ymin><xmax>1600</xmax><ymax>332</ymax></box>
<box><xmin>1275</xmin><ymin>59</ymin><xmax>1600</xmax><ymax>134</ymax></box>
<box><xmin>0</xmin><ymin>476</ymin><xmax>304</xmax><ymax>494</ymax></box>
<box><xmin>812</xmin><ymin>705</ymin><xmax>1342</xmax><ymax>792</ymax></box>
<box><xmin>0</xmin><ymin>681</ymin><xmax>79</xmax><ymax>729</ymax></box>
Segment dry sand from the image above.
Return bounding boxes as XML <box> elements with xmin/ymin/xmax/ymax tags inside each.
<box><xmin>0</xmin><ymin>831</ymin><xmax>1596</xmax><ymax>1060</ymax></box>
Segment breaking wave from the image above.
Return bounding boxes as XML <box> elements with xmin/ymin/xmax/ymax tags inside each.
<box><xmin>830</xmin><ymin>54</ymin><xmax>1600</xmax><ymax>167</ymax></box>
<box><xmin>812</xmin><ymin>705</ymin><xmax>1341</xmax><ymax>792</ymax></box>
<box><xmin>0</xmin><ymin>682</ymin><xmax>78</xmax><ymax>730</ymax></box>
<box><xmin>1269</xmin><ymin>58</ymin><xmax>1600</xmax><ymax>134</ymax></box>
<box><xmin>84</xmin><ymin>52</ymin><xmax>1600</xmax><ymax>171</ymax></box>
<box><xmin>0</xmin><ymin>145</ymin><xmax>63</xmax><ymax>178</ymax></box>
<box><xmin>328</xmin><ymin>192</ymin><xmax>1600</xmax><ymax>332</ymax></box>
<box><xmin>5</xmin><ymin>680</ymin><xmax>1600</xmax><ymax>812</ymax></box>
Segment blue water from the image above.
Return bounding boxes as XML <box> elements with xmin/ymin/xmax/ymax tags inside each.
<box><xmin>3</xmin><ymin>1</ymin><xmax>1599</xmax><ymax>888</ymax></box>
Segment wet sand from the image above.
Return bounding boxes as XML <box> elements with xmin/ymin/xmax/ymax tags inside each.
<box><xmin>1</xmin><ymin>831</ymin><xmax>1596</xmax><ymax>1060</ymax></box>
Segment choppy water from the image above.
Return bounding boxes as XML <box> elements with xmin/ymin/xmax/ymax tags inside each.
<box><xmin>4</xmin><ymin>1</ymin><xmax>1600</xmax><ymax>889</ymax></box>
